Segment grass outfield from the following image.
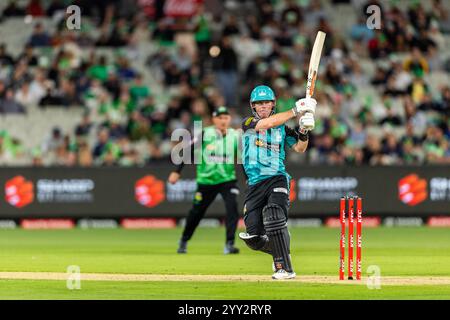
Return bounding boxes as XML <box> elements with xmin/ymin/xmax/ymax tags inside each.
<box><xmin>0</xmin><ymin>227</ymin><xmax>450</xmax><ymax>299</ymax></box>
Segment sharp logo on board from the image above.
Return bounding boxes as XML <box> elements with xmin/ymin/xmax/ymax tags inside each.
<box><xmin>398</xmin><ymin>174</ymin><xmax>427</xmax><ymax>206</ymax></box>
<box><xmin>5</xmin><ymin>176</ymin><xmax>95</xmax><ymax>207</ymax></box>
<box><xmin>36</xmin><ymin>179</ymin><xmax>95</xmax><ymax>202</ymax></box>
<box><xmin>5</xmin><ymin>176</ymin><xmax>34</xmax><ymax>208</ymax></box>
<box><xmin>166</xmin><ymin>179</ymin><xmax>197</xmax><ymax>202</ymax></box>
<box><xmin>296</xmin><ymin>177</ymin><xmax>358</xmax><ymax>201</ymax></box>
<box><xmin>135</xmin><ymin>175</ymin><xmax>165</xmax><ymax>208</ymax></box>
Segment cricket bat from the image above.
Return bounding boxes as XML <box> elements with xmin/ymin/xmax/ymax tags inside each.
<box><xmin>306</xmin><ymin>31</ymin><xmax>326</xmax><ymax>100</ymax></box>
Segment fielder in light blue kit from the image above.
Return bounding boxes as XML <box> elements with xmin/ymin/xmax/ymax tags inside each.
<box><xmin>239</xmin><ymin>85</ymin><xmax>316</xmax><ymax>280</ymax></box>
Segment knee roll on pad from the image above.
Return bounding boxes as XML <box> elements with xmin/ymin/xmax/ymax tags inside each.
<box><xmin>262</xmin><ymin>204</ymin><xmax>287</xmax><ymax>232</ymax></box>
<box><xmin>262</xmin><ymin>204</ymin><xmax>293</xmax><ymax>272</ymax></box>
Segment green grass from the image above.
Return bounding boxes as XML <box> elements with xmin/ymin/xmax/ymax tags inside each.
<box><xmin>1</xmin><ymin>227</ymin><xmax>450</xmax><ymax>299</ymax></box>
<box><xmin>2</xmin><ymin>280</ymin><xmax>450</xmax><ymax>300</ymax></box>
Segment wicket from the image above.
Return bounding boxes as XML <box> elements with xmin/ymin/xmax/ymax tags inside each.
<box><xmin>339</xmin><ymin>196</ymin><xmax>363</xmax><ymax>280</ymax></box>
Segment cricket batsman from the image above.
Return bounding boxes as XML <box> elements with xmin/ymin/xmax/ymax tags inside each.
<box><xmin>239</xmin><ymin>85</ymin><xmax>316</xmax><ymax>279</ymax></box>
<box><xmin>168</xmin><ymin>106</ymin><xmax>241</xmax><ymax>255</ymax></box>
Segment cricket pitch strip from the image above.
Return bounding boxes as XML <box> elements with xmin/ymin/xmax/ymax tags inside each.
<box><xmin>1</xmin><ymin>272</ymin><xmax>450</xmax><ymax>286</ymax></box>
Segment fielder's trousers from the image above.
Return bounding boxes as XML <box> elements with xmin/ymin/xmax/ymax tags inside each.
<box><xmin>181</xmin><ymin>180</ymin><xmax>239</xmax><ymax>244</ymax></box>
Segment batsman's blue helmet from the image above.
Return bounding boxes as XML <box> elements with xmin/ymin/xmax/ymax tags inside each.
<box><xmin>250</xmin><ymin>85</ymin><xmax>276</xmax><ymax>103</ymax></box>
<box><xmin>249</xmin><ymin>85</ymin><xmax>276</xmax><ymax>118</ymax></box>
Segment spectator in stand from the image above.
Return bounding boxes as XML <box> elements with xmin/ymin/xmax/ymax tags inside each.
<box><xmin>212</xmin><ymin>36</ymin><xmax>238</xmax><ymax>106</ymax></box>
<box><xmin>172</xmin><ymin>45</ymin><xmax>193</xmax><ymax>73</ymax></box>
<box><xmin>116</xmin><ymin>56</ymin><xmax>137</xmax><ymax>82</ymax></box>
<box><xmin>26</xmin><ymin>0</ymin><xmax>45</xmax><ymax>17</ymax></box>
<box><xmin>15</xmin><ymin>81</ymin><xmax>40</xmax><ymax>107</ymax></box>
<box><xmin>0</xmin><ymin>44</ymin><xmax>15</xmax><ymax>66</ymax></box>
<box><xmin>222</xmin><ymin>15</ymin><xmax>240</xmax><ymax>37</ymax></box>
<box><xmin>379</xmin><ymin>105</ymin><xmax>403</xmax><ymax>127</ymax></box>
<box><xmin>46</xmin><ymin>0</ymin><xmax>66</xmax><ymax>17</ymax></box>
<box><xmin>403</xmin><ymin>47</ymin><xmax>429</xmax><ymax>76</ymax></box>
<box><xmin>77</xmin><ymin>141</ymin><xmax>94</xmax><ymax>167</ymax></box>
<box><xmin>42</xmin><ymin>127</ymin><xmax>64</xmax><ymax>154</ymax></box>
<box><xmin>129</xmin><ymin>74</ymin><xmax>150</xmax><ymax>105</ymax></box>
<box><xmin>0</xmin><ymin>89</ymin><xmax>26</xmax><ymax>114</ymax></box>
<box><xmin>97</xmin><ymin>17</ymin><xmax>130</xmax><ymax>47</ymax></box>
<box><xmin>368</xmin><ymin>29</ymin><xmax>391</xmax><ymax>59</ymax></box>
<box><xmin>407</xmin><ymin>75</ymin><xmax>429</xmax><ymax>104</ymax></box>
<box><xmin>126</xmin><ymin>110</ymin><xmax>153</xmax><ymax>142</ymax></box>
<box><xmin>75</xmin><ymin>113</ymin><xmax>93</xmax><ymax>137</ymax></box>
<box><xmin>0</xmin><ymin>81</ymin><xmax>5</xmax><ymax>99</ymax></box>
<box><xmin>0</xmin><ymin>130</ymin><xmax>24</xmax><ymax>165</ymax></box>
<box><xmin>28</xmin><ymin>23</ymin><xmax>51</xmax><ymax>47</ymax></box>
<box><xmin>362</xmin><ymin>134</ymin><xmax>383</xmax><ymax>165</ymax></box>
<box><xmin>93</xmin><ymin>128</ymin><xmax>110</xmax><ymax>159</ymax></box>
<box><xmin>105</xmin><ymin>116</ymin><xmax>126</xmax><ymax>140</ymax></box>
<box><xmin>17</xmin><ymin>44</ymin><xmax>38</xmax><ymax>67</ymax></box>
<box><xmin>2</xmin><ymin>0</ymin><xmax>26</xmax><ymax>17</ymax></box>
<box><xmin>87</xmin><ymin>55</ymin><xmax>111</xmax><ymax>83</ymax></box>
<box><xmin>28</xmin><ymin>69</ymin><xmax>47</xmax><ymax>103</ymax></box>
<box><xmin>350</xmin><ymin>16</ymin><xmax>374</xmax><ymax>43</ymax></box>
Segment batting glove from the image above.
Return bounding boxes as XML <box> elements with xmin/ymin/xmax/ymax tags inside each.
<box><xmin>292</xmin><ymin>97</ymin><xmax>317</xmax><ymax>116</ymax></box>
<box><xmin>299</xmin><ymin>112</ymin><xmax>315</xmax><ymax>132</ymax></box>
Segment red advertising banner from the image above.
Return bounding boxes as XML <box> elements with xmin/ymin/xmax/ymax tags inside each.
<box><xmin>138</xmin><ymin>0</ymin><xmax>156</xmax><ymax>18</ymax></box>
<box><xmin>164</xmin><ymin>0</ymin><xmax>201</xmax><ymax>17</ymax></box>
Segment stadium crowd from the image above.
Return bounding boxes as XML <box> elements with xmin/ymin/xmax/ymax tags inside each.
<box><xmin>0</xmin><ymin>0</ymin><xmax>449</xmax><ymax>166</ymax></box>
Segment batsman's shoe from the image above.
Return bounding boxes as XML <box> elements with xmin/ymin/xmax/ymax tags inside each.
<box><xmin>177</xmin><ymin>240</ymin><xmax>187</xmax><ymax>254</ymax></box>
<box><xmin>272</xmin><ymin>269</ymin><xmax>296</xmax><ymax>280</ymax></box>
<box><xmin>224</xmin><ymin>241</ymin><xmax>240</xmax><ymax>255</ymax></box>
<box><xmin>239</xmin><ymin>232</ymin><xmax>250</xmax><ymax>240</ymax></box>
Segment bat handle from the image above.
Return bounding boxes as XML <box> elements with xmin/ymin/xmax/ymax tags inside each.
<box><xmin>303</xmin><ymin>92</ymin><xmax>313</xmax><ymax>117</ymax></box>
<box><xmin>302</xmin><ymin>112</ymin><xmax>314</xmax><ymax>120</ymax></box>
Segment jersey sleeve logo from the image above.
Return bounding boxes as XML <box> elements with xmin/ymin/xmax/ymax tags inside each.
<box><xmin>245</xmin><ymin>117</ymin><xmax>254</xmax><ymax>126</ymax></box>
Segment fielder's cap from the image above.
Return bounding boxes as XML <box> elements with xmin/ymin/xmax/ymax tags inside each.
<box><xmin>212</xmin><ymin>106</ymin><xmax>230</xmax><ymax>117</ymax></box>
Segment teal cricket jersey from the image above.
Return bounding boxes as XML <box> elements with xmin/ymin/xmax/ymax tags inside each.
<box><xmin>241</xmin><ymin>116</ymin><xmax>299</xmax><ymax>186</ymax></box>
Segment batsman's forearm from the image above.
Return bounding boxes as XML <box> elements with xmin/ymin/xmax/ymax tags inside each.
<box><xmin>294</xmin><ymin>140</ymin><xmax>308</xmax><ymax>153</ymax></box>
<box><xmin>255</xmin><ymin>110</ymin><xmax>295</xmax><ymax>130</ymax></box>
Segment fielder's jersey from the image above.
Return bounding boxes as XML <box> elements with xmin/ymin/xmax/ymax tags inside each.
<box><xmin>242</xmin><ymin>116</ymin><xmax>299</xmax><ymax>186</ymax></box>
<box><xmin>194</xmin><ymin>126</ymin><xmax>239</xmax><ymax>185</ymax></box>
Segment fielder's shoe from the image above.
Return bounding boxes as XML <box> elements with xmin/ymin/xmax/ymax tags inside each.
<box><xmin>177</xmin><ymin>240</ymin><xmax>187</xmax><ymax>254</ymax></box>
<box><xmin>272</xmin><ymin>269</ymin><xmax>296</xmax><ymax>280</ymax></box>
<box><xmin>224</xmin><ymin>241</ymin><xmax>240</xmax><ymax>254</ymax></box>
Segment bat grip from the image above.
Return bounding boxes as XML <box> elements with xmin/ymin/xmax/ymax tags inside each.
<box><xmin>302</xmin><ymin>92</ymin><xmax>313</xmax><ymax>117</ymax></box>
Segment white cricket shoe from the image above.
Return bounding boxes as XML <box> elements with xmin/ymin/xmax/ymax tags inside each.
<box><xmin>272</xmin><ymin>269</ymin><xmax>296</xmax><ymax>280</ymax></box>
<box><xmin>239</xmin><ymin>232</ymin><xmax>253</xmax><ymax>240</ymax></box>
